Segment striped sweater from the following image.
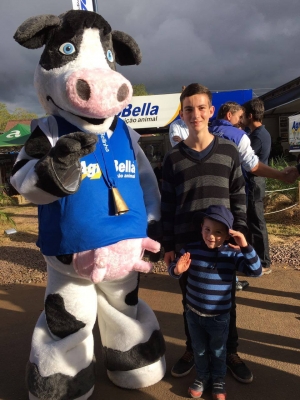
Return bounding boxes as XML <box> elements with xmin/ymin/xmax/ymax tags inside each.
<box><xmin>169</xmin><ymin>240</ymin><xmax>262</xmax><ymax>315</ymax></box>
<box><xmin>161</xmin><ymin>137</ymin><xmax>247</xmax><ymax>253</ymax></box>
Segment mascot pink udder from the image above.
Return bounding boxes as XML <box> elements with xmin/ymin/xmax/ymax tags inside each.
<box><xmin>73</xmin><ymin>237</ymin><xmax>161</xmax><ymax>282</ymax></box>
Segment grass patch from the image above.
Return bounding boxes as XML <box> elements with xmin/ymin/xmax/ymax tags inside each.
<box><xmin>267</xmin><ymin>223</ymin><xmax>300</xmax><ymax>237</ymax></box>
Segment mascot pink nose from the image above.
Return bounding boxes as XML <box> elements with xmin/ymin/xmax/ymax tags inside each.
<box><xmin>66</xmin><ymin>68</ymin><xmax>132</xmax><ymax>118</ymax></box>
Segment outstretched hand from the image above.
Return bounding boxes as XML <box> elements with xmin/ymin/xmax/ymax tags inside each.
<box><xmin>282</xmin><ymin>166</ymin><xmax>299</xmax><ymax>184</ymax></box>
<box><xmin>227</xmin><ymin>229</ymin><xmax>248</xmax><ymax>249</ymax></box>
<box><xmin>174</xmin><ymin>252</ymin><xmax>191</xmax><ymax>275</ymax></box>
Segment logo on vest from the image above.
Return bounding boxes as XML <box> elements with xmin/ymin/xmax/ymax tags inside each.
<box><xmin>81</xmin><ymin>161</ymin><xmax>102</xmax><ymax>180</ymax></box>
<box><xmin>81</xmin><ymin>160</ymin><xmax>136</xmax><ymax>180</ymax></box>
<box><xmin>114</xmin><ymin>160</ymin><xmax>136</xmax><ymax>178</ymax></box>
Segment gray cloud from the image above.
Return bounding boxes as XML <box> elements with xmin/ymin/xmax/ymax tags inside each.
<box><xmin>1</xmin><ymin>0</ymin><xmax>300</xmax><ymax>115</ymax></box>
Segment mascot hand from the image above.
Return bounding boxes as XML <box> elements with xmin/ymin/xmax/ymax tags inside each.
<box><xmin>52</xmin><ymin>132</ymin><xmax>97</xmax><ymax>167</ymax></box>
<box><xmin>35</xmin><ymin>132</ymin><xmax>97</xmax><ymax>197</ymax></box>
<box><xmin>146</xmin><ymin>220</ymin><xmax>163</xmax><ymax>262</ymax></box>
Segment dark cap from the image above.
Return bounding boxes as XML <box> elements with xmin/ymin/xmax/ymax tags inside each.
<box><xmin>195</xmin><ymin>205</ymin><xmax>234</xmax><ymax>230</ymax></box>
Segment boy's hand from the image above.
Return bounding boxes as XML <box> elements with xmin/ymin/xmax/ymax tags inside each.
<box><xmin>228</xmin><ymin>229</ymin><xmax>247</xmax><ymax>248</ymax></box>
<box><xmin>174</xmin><ymin>252</ymin><xmax>191</xmax><ymax>275</ymax></box>
<box><xmin>164</xmin><ymin>251</ymin><xmax>175</xmax><ymax>267</ymax></box>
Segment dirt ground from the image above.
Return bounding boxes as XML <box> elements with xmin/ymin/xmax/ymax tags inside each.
<box><xmin>0</xmin><ymin>204</ymin><xmax>300</xmax><ymax>400</ymax></box>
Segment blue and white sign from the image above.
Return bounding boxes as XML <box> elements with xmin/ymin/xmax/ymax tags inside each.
<box><xmin>72</xmin><ymin>0</ymin><xmax>95</xmax><ymax>12</ymax></box>
<box><xmin>117</xmin><ymin>89</ymin><xmax>253</xmax><ymax>130</ymax></box>
<box><xmin>288</xmin><ymin>114</ymin><xmax>300</xmax><ymax>152</ymax></box>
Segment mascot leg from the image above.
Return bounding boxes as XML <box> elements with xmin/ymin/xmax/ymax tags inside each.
<box><xmin>27</xmin><ymin>260</ymin><xmax>98</xmax><ymax>400</ymax></box>
<box><xmin>97</xmin><ymin>272</ymin><xmax>166</xmax><ymax>389</ymax></box>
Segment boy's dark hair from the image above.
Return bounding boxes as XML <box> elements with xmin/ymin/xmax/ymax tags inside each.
<box><xmin>243</xmin><ymin>98</ymin><xmax>265</xmax><ymax>122</ymax></box>
<box><xmin>180</xmin><ymin>83</ymin><xmax>212</xmax><ymax>108</ymax></box>
<box><xmin>217</xmin><ymin>101</ymin><xmax>244</xmax><ymax>119</ymax></box>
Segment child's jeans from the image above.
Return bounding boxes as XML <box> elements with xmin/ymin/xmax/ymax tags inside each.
<box><xmin>186</xmin><ymin>307</ymin><xmax>230</xmax><ymax>382</ymax></box>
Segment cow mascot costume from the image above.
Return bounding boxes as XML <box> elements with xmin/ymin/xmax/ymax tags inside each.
<box><xmin>11</xmin><ymin>10</ymin><xmax>166</xmax><ymax>400</ymax></box>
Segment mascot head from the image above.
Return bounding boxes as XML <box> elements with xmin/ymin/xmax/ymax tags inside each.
<box><xmin>14</xmin><ymin>10</ymin><xmax>142</xmax><ymax>132</ymax></box>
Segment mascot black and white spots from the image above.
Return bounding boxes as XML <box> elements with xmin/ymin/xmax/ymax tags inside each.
<box><xmin>11</xmin><ymin>10</ymin><xmax>166</xmax><ymax>400</ymax></box>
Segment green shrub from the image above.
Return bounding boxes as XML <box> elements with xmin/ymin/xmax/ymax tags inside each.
<box><xmin>266</xmin><ymin>156</ymin><xmax>299</xmax><ymax>203</ymax></box>
<box><xmin>0</xmin><ymin>186</ymin><xmax>16</xmax><ymax>226</ymax></box>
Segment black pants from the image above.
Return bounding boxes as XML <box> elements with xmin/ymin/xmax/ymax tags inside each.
<box><xmin>179</xmin><ymin>270</ymin><xmax>238</xmax><ymax>354</ymax></box>
<box><xmin>247</xmin><ymin>176</ymin><xmax>271</xmax><ymax>268</ymax></box>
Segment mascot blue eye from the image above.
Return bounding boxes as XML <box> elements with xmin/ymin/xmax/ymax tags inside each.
<box><xmin>59</xmin><ymin>43</ymin><xmax>76</xmax><ymax>55</ymax></box>
<box><xmin>107</xmin><ymin>50</ymin><xmax>114</xmax><ymax>62</ymax></box>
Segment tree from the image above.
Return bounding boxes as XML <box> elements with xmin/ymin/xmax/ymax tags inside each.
<box><xmin>0</xmin><ymin>103</ymin><xmax>38</xmax><ymax>132</ymax></box>
<box><xmin>0</xmin><ymin>103</ymin><xmax>11</xmax><ymax>132</ymax></box>
<box><xmin>132</xmin><ymin>84</ymin><xmax>149</xmax><ymax>96</ymax></box>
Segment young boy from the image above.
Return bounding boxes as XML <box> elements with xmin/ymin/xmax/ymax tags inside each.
<box><xmin>161</xmin><ymin>83</ymin><xmax>251</xmax><ymax>382</ymax></box>
<box><xmin>169</xmin><ymin>205</ymin><xmax>262</xmax><ymax>399</ymax></box>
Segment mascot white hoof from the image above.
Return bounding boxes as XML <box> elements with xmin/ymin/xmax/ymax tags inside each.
<box><xmin>107</xmin><ymin>356</ymin><xmax>166</xmax><ymax>389</ymax></box>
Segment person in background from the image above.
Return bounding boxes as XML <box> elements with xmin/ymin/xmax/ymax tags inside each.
<box><xmin>242</xmin><ymin>98</ymin><xmax>272</xmax><ymax>274</ymax></box>
<box><xmin>169</xmin><ymin>118</ymin><xmax>189</xmax><ymax>147</ymax></box>
<box><xmin>169</xmin><ymin>205</ymin><xmax>261</xmax><ymax>399</ymax></box>
<box><xmin>210</xmin><ymin>102</ymin><xmax>293</xmax><ymax>184</ymax></box>
<box><xmin>169</xmin><ymin>86</ymin><xmax>189</xmax><ymax>147</ymax></box>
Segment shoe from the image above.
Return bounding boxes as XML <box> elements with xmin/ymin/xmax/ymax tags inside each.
<box><xmin>212</xmin><ymin>379</ymin><xmax>226</xmax><ymax>400</ymax></box>
<box><xmin>226</xmin><ymin>353</ymin><xmax>253</xmax><ymax>383</ymax></box>
<box><xmin>188</xmin><ymin>378</ymin><xmax>210</xmax><ymax>398</ymax></box>
<box><xmin>171</xmin><ymin>350</ymin><xmax>195</xmax><ymax>377</ymax></box>
<box><xmin>236</xmin><ymin>280</ymin><xmax>249</xmax><ymax>291</ymax></box>
<box><xmin>262</xmin><ymin>267</ymin><xmax>272</xmax><ymax>275</ymax></box>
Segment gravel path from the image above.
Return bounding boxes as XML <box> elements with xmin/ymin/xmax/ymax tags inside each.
<box><xmin>1</xmin><ymin>204</ymin><xmax>299</xmax><ymax>286</ymax></box>
<box><xmin>1</xmin><ymin>236</ymin><xmax>299</xmax><ymax>286</ymax></box>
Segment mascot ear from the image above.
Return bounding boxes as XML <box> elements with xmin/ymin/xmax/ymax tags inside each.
<box><xmin>112</xmin><ymin>30</ymin><xmax>142</xmax><ymax>66</ymax></box>
<box><xmin>14</xmin><ymin>15</ymin><xmax>61</xmax><ymax>49</ymax></box>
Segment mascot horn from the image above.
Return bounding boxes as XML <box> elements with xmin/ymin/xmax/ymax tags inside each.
<box><xmin>11</xmin><ymin>9</ymin><xmax>165</xmax><ymax>400</ymax></box>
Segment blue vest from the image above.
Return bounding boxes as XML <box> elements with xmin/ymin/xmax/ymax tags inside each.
<box><xmin>37</xmin><ymin>117</ymin><xmax>148</xmax><ymax>256</ymax></box>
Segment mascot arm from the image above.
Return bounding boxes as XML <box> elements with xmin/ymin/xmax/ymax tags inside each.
<box><xmin>10</xmin><ymin>147</ymin><xmax>61</xmax><ymax>205</ymax></box>
<box><xmin>34</xmin><ymin>131</ymin><xmax>97</xmax><ymax>198</ymax></box>
<box><xmin>10</xmin><ymin>117</ymin><xmax>97</xmax><ymax>204</ymax></box>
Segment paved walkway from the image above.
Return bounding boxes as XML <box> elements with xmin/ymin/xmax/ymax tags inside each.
<box><xmin>1</xmin><ymin>265</ymin><xmax>300</xmax><ymax>400</ymax></box>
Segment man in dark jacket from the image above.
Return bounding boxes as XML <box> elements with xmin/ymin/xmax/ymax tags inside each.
<box><xmin>242</xmin><ymin>98</ymin><xmax>272</xmax><ymax>274</ymax></box>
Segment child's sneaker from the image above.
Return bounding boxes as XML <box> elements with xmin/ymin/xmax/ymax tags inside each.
<box><xmin>212</xmin><ymin>379</ymin><xmax>226</xmax><ymax>400</ymax></box>
<box><xmin>188</xmin><ymin>378</ymin><xmax>210</xmax><ymax>398</ymax></box>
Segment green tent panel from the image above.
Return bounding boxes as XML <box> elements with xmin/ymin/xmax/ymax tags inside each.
<box><xmin>0</xmin><ymin>123</ymin><xmax>31</xmax><ymax>147</ymax></box>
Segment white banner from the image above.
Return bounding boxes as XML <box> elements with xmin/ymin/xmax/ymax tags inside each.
<box><xmin>288</xmin><ymin>114</ymin><xmax>300</xmax><ymax>151</ymax></box>
<box><xmin>118</xmin><ymin>93</ymin><xmax>181</xmax><ymax>129</ymax></box>
<box><xmin>72</xmin><ymin>0</ymin><xmax>95</xmax><ymax>11</ymax></box>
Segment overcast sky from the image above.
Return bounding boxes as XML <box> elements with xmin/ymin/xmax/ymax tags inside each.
<box><xmin>1</xmin><ymin>0</ymin><xmax>300</xmax><ymax>116</ymax></box>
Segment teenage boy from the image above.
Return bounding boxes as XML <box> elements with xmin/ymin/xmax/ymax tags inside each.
<box><xmin>161</xmin><ymin>83</ymin><xmax>251</xmax><ymax>384</ymax></box>
<box><xmin>242</xmin><ymin>99</ymin><xmax>272</xmax><ymax>274</ymax></box>
<box><xmin>169</xmin><ymin>205</ymin><xmax>262</xmax><ymax>399</ymax></box>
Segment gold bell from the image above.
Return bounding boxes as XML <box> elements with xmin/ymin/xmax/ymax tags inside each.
<box><xmin>111</xmin><ymin>187</ymin><xmax>129</xmax><ymax>215</ymax></box>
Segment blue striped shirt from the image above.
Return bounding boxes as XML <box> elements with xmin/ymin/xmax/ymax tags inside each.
<box><xmin>169</xmin><ymin>240</ymin><xmax>261</xmax><ymax>315</ymax></box>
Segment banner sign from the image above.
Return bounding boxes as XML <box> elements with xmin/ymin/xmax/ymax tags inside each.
<box><xmin>118</xmin><ymin>89</ymin><xmax>253</xmax><ymax>130</ymax></box>
<box><xmin>288</xmin><ymin>114</ymin><xmax>300</xmax><ymax>152</ymax></box>
<box><xmin>72</xmin><ymin>0</ymin><xmax>95</xmax><ymax>11</ymax></box>
<box><xmin>118</xmin><ymin>93</ymin><xmax>181</xmax><ymax>129</ymax></box>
